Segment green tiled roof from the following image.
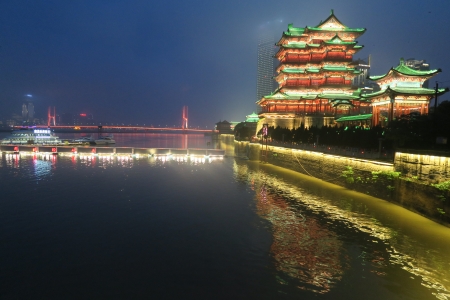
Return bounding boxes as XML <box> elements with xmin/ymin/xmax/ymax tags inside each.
<box><xmin>283</xmin><ymin>11</ymin><xmax>366</xmax><ymax>36</ymax></box>
<box><xmin>335</xmin><ymin>114</ymin><xmax>373</xmax><ymax>122</ymax></box>
<box><xmin>262</xmin><ymin>91</ymin><xmax>360</xmax><ymax>101</ymax></box>
<box><xmin>320</xmin><ymin>93</ymin><xmax>360</xmax><ymax>100</ymax></box>
<box><xmin>370</xmin><ymin>58</ymin><xmax>441</xmax><ymax>81</ymax></box>
<box><xmin>323</xmin><ymin>66</ymin><xmax>358</xmax><ymax>73</ymax></box>
<box><xmin>362</xmin><ymin>86</ymin><xmax>449</xmax><ymax>99</ymax></box>
<box><xmin>310</xmin><ymin>10</ymin><xmax>366</xmax><ymax>33</ymax></box>
<box><xmin>330</xmin><ymin>99</ymin><xmax>355</xmax><ymax>108</ymax></box>
<box><xmin>302</xmin><ymin>95</ymin><xmax>320</xmax><ymax>100</ymax></box>
<box><xmin>283</xmin><ymin>23</ymin><xmax>306</xmax><ymax>37</ymax></box>
<box><xmin>278</xmin><ymin>67</ymin><xmax>361</xmax><ymax>75</ymax></box>
<box><xmin>245</xmin><ymin>112</ymin><xmax>260</xmax><ymax>123</ymax></box>
<box><xmin>324</xmin><ymin>35</ymin><xmax>357</xmax><ymax>45</ymax></box>
<box><xmin>307</xmin><ymin>26</ymin><xmax>366</xmax><ymax>33</ymax></box>
<box><xmin>261</xmin><ymin>91</ymin><xmax>300</xmax><ymax>100</ymax></box>
<box><xmin>282</xmin><ymin>43</ymin><xmax>321</xmax><ymax>49</ymax></box>
<box><xmin>283</xmin><ymin>43</ymin><xmax>307</xmax><ymax>49</ymax></box>
<box><xmin>279</xmin><ymin>68</ymin><xmax>305</xmax><ymax>74</ymax></box>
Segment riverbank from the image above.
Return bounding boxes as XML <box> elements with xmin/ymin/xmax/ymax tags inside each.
<box><xmin>219</xmin><ymin>135</ymin><xmax>450</xmax><ymax>226</ymax></box>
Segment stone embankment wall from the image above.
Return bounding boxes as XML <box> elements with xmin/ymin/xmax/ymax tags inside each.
<box><xmin>395</xmin><ymin>150</ymin><xmax>450</xmax><ymax>184</ymax></box>
<box><xmin>227</xmin><ymin>136</ymin><xmax>450</xmax><ymax>226</ymax></box>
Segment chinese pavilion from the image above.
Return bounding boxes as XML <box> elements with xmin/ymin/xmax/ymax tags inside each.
<box><xmin>257</xmin><ymin>10</ymin><xmax>369</xmax><ymax>129</ymax></box>
<box><xmin>361</xmin><ymin>58</ymin><xmax>448</xmax><ymax>126</ymax></box>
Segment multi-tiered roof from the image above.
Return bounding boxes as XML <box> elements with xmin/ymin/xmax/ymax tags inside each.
<box><xmin>257</xmin><ymin>10</ymin><xmax>368</xmax><ymax>118</ymax></box>
<box><xmin>361</xmin><ymin>58</ymin><xmax>448</xmax><ymax>126</ymax></box>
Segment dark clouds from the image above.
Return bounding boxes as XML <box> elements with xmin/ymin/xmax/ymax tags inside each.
<box><xmin>1</xmin><ymin>0</ymin><xmax>450</xmax><ymax>127</ymax></box>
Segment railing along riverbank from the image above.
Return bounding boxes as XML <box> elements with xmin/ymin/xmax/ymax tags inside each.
<box><xmin>256</xmin><ymin>140</ymin><xmax>395</xmax><ymax>161</ymax></box>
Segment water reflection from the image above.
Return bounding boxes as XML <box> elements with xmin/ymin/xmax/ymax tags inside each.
<box><xmin>1</xmin><ymin>153</ymin><xmax>58</xmax><ymax>180</ymax></box>
<box><xmin>4</xmin><ymin>153</ymin><xmax>21</xmax><ymax>168</ymax></box>
<box><xmin>75</xmin><ymin>152</ymin><xmax>221</xmax><ymax>166</ymax></box>
<box><xmin>257</xmin><ymin>182</ymin><xmax>344</xmax><ymax>293</ymax></box>
<box><xmin>32</xmin><ymin>154</ymin><xmax>55</xmax><ymax>179</ymax></box>
<box><xmin>234</xmin><ymin>161</ymin><xmax>450</xmax><ymax>299</ymax></box>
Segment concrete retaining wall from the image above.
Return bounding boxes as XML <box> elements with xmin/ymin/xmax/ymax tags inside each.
<box><xmin>395</xmin><ymin>151</ymin><xmax>450</xmax><ymax>184</ymax></box>
<box><xmin>227</xmin><ymin>137</ymin><xmax>450</xmax><ymax>226</ymax></box>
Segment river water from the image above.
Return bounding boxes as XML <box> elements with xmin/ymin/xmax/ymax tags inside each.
<box><xmin>1</xmin><ymin>133</ymin><xmax>450</xmax><ymax>299</ymax></box>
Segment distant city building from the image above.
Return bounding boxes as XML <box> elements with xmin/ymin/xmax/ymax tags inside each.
<box><xmin>257</xmin><ymin>32</ymin><xmax>278</xmax><ymax>102</ymax></box>
<box><xmin>22</xmin><ymin>104</ymin><xmax>28</xmax><ymax>121</ymax></box>
<box><xmin>74</xmin><ymin>113</ymin><xmax>94</xmax><ymax>125</ymax></box>
<box><xmin>27</xmin><ymin>103</ymin><xmax>34</xmax><ymax>121</ymax></box>
<box><xmin>6</xmin><ymin>119</ymin><xmax>16</xmax><ymax>126</ymax></box>
<box><xmin>215</xmin><ymin>120</ymin><xmax>233</xmax><ymax>134</ymax></box>
<box><xmin>21</xmin><ymin>101</ymin><xmax>35</xmax><ymax>124</ymax></box>
<box><xmin>243</xmin><ymin>112</ymin><xmax>260</xmax><ymax>135</ymax></box>
<box><xmin>404</xmin><ymin>58</ymin><xmax>430</xmax><ymax>88</ymax></box>
<box><xmin>351</xmin><ymin>56</ymin><xmax>379</xmax><ymax>94</ymax></box>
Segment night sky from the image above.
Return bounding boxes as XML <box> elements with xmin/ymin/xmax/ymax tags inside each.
<box><xmin>1</xmin><ymin>0</ymin><xmax>450</xmax><ymax>127</ymax></box>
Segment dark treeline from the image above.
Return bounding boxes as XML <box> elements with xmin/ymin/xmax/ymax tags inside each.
<box><xmin>384</xmin><ymin>101</ymin><xmax>450</xmax><ymax>150</ymax></box>
<box><xmin>268</xmin><ymin>124</ymin><xmax>386</xmax><ymax>150</ymax></box>
<box><xmin>265</xmin><ymin>101</ymin><xmax>450</xmax><ymax>151</ymax></box>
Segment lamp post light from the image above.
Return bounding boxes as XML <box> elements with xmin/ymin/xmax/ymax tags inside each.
<box><xmin>262</xmin><ymin>123</ymin><xmax>269</xmax><ymax>162</ymax></box>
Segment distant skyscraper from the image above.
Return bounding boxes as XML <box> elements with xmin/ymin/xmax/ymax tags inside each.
<box><xmin>21</xmin><ymin>94</ymin><xmax>35</xmax><ymax>124</ymax></box>
<box><xmin>257</xmin><ymin>32</ymin><xmax>278</xmax><ymax>102</ymax></box>
<box><xmin>405</xmin><ymin>58</ymin><xmax>430</xmax><ymax>88</ymax></box>
<box><xmin>352</xmin><ymin>56</ymin><xmax>378</xmax><ymax>94</ymax></box>
<box><xmin>27</xmin><ymin>103</ymin><xmax>34</xmax><ymax>121</ymax></box>
<box><xmin>22</xmin><ymin>104</ymin><xmax>28</xmax><ymax>122</ymax></box>
<box><xmin>352</xmin><ymin>56</ymin><xmax>371</xmax><ymax>87</ymax></box>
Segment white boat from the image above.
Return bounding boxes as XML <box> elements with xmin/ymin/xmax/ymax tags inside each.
<box><xmin>1</xmin><ymin>128</ymin><xmax>62</xmax><ymax>145</ymax></box>
<box><xmin>94</xmin><ymin>135</ymin><xmax>115</xmax><ymax>145</ymax></box>
<box><xmin>73</xmin><ymin>135</ymin><xmax>95</xmax><ymax>144</ymax></box>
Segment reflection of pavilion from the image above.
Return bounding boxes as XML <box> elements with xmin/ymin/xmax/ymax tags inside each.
<box><xmin>362</xmin><ymin>58</ymin><xmax>448</xmax><ymax>126</ymax></box>
<box><xmin>256</xmin><ymin>183</ymin><xmax>344</xmax><ymax>293</ymax></box>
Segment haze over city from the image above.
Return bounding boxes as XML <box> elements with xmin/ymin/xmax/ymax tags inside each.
<box><xmin>1</xmin><ymin>0</ymin><xmax>449</xmax><ymax>127</ymax></box>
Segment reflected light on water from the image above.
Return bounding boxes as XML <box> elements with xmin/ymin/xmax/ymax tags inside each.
<box><xmin>234</xmin><ymin>161</ymin><xmax>450</xmax><ymax>299</ymax></box>
<box><xmin>256</xmin><ymin>182</ymin><xmax>344</xmax><ymax>294</ymax></box>
<box><xmin>5</xmin><ymin>153</ymin><xmax>21</xmax><ymax>168</ymax></box>
<box><xmin>32</xmin><ymin>154</ymin><xmax>54</xmax><ymax>179</ymax></box>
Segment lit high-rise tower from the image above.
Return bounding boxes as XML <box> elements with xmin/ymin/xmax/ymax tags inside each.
<box><xmin>27</xmin><ymin>102</ymin><xmax>34</xmax><ymax>122</ymax></box>
<box><xmin>22</xmin><ymin>104</ymin><xmax>28</xmax><ymax>122</ymax></box>
<box><xmin>257</xmin><ymin>32</ymin><xmax>278</xmax><ymax>102</ymax></box>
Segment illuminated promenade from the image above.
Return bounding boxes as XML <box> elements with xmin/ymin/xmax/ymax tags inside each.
<box><xmin>0</xmin><ymin>144</ymin><xmax>225</xmax><ymax>158</ymax></box>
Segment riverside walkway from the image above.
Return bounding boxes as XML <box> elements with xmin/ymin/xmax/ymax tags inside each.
<box><xmin>262</xmin><ymin>140</ymin><xmax>395</xmax><ymax>161</ymax></box>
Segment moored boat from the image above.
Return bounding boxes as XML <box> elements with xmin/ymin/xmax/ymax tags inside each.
<box><xmin>0</xmin><ymin>127</ymin><xmax>62</xmax><ymax>145</ymax></box>
<box><xmin>72</xmin><ymin>135</ymin><xmax>95</xmax><ymax>144</ymax></box>
<box><xmin>94</xmin><ymin>135</ymin><xmax>115</xmax><ymax>145</ymax></box>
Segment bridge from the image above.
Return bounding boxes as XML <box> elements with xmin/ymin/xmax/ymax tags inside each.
<box><xmin>21</xmin><ymin>125</ymin><xmax>217</xmax><ymax>134</ymax></box>
<box><xmin>38</xmin><ymin>105</ymin><xmax>218</xmax><ymax>134</ymax></box>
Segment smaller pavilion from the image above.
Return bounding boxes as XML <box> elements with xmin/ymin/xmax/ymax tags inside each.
<box><xmin>362</xmin><ymin>58</ymin><xmax>449</xmax><ymax>126</ymax></box>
